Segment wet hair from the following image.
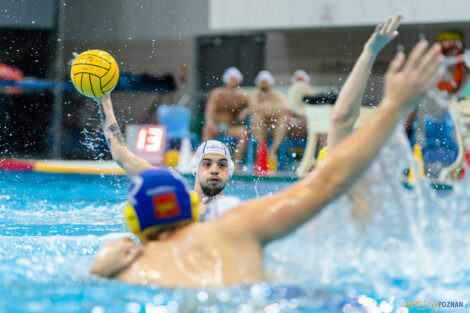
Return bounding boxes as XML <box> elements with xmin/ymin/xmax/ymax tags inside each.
<box><xmin>145</xmin><ymin>223</ymin><xmax>186</xmax><ymax>241</ymax></box>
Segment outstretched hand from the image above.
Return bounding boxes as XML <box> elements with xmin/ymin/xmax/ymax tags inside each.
<box><xmin>365</xmin><ymin>14</ymin><xmax>403</xmax><ymax>55</ymax></box>
<box><xmin>383</xmin><ymin>40</ymin><xmax>442</xmax><ymax>113</ymax></box>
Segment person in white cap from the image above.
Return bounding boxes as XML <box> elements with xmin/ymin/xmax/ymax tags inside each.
<box><xmin>288</xmin><ymin>69</ymin><xmax>320</xmax><ymax>116</ymax></box>
<box><xmin>95</xmin><ymin>94</ymin><xmax>240</xmax><ymax>222</ymax></box>
<box><xmin>203</xmin><ymin>67</ymin><xmax>249</xmax><ymax>172</ymax></box>
<box><xmin>246</xmin><ymin>70</ymin><xmax>290</xmax><ymax>174</ymax></box>
<box><xmin>191</xmin><ymin>140</ymin><xmax>241</xmax><ymax>221</ymax></box>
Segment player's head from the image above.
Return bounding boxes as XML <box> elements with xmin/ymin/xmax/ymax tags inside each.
<box><xmin>124</xmin><ymin>168</ymin><xmax>199</xmax><ymax>240</ymax></box>
<box><xmin>222</xmin><ymin>67</ymin><xmax>243</xmax><ymax>88</ymax></box>
<box><xmin>255</xmin><ymin>70</ymin><xmax>275</xmax><ymax>90</ymax></box>
<box><xmin>191</xmin><ymin>140</ymin><xmax>234</xmax><ymax>197</ymax></box>
<box><xmin>290</xmin><ymin>69</ymin><xmax>311</xmax><ymax>84</ymax></box>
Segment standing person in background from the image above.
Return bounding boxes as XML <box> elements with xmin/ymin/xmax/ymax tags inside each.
<box><xmin>287</xmin><ymin>69</ymin><xmax>320</xmax><ymax>117</ymax></box>
<box><xmin>203</xmin><ymin>67</ymin><xmax>249</xmax><ymax>173</ymax></box>
<box><xmin>287</xmin><ymin>69</ymin><xmax>322</xmax><ymax>152</ymax></box>
<box><xmin>247</xmin><ymin>71</ymin><xmax>290</xmax><ymax>175</ymax></box>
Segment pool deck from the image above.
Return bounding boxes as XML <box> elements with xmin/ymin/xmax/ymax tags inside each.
<box><xmin>0</xmin><ymin>158</ymin><xmax>454</xmax><ymax>188</ymax></box>
<box><xmin>0</xmin><ymin>158</ymin><xmax>299</xmax><ymax>182</ymax></box>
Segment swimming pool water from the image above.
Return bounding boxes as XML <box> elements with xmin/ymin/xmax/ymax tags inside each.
<box><xmin>1</xmin><ymin>130</ymin><xmax>470</xmax><ymax>313</ymax></box>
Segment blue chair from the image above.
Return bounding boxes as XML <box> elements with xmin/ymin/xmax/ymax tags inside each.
<box><xmin>422</xmin><ymin>113</ymin><xmax>458</xmax><ymax>165</ymax></box>
<box><xmin>157</xmin><ymin>105</ymin><xmax>199</xmax><ymax>149</ymax></box>
<box><xmin>277</xmin><ymin>138</ymin><xmax>307</xmax><ymax>171</ymax></box>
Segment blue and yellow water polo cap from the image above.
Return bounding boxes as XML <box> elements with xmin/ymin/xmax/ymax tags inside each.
<box><xmin>124</xmin><ymin>168</ymin><xmax>199</xmax><ymax>238</ymax></box>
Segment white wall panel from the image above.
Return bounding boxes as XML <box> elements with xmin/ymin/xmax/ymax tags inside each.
<box><xmin>64</xmin><ymin>0</ymin><xmax>209</xmax><ymax>41</ymax></box>
<box><xmin>0</xmin><ymin>0</ymin><xmax>56</xmax><ymax>29</ymax></box>
<box><xmin>209</xmin><ymin>0</ymin><xmax>470</xmax><ymax>31</ymax></box>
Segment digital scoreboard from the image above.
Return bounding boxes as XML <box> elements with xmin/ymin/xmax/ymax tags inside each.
<box><xmin>126</xmin><ymin>124</ymin><xmax>167</xmax><ymax>165</ymax></box>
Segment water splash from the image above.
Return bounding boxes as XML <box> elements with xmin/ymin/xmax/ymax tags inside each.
<box><xmin>1</xmin><ymin>123</ymin><xmax>470</xmax><ymax>311</ymax></box>
<box><xmin>265</xmin><ymin>124</ymin><xmax>470</xmax><ymax>306</ymax></box>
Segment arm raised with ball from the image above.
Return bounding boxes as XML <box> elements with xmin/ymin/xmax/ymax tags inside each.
<box><xmin>97</xmin><ymin>94</ymin><xmax>153</xmax><ymax>177</ymax></box>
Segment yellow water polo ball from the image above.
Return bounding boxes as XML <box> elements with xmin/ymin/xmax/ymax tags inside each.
<box><xmin>70</xmin><ymin>50</ymin><xmax>119</xmax><ymax>98</ymax></box>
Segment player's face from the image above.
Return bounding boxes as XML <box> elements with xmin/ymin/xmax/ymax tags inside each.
<box><xmin>227</xmin><ymin>76</ymin><xmax>239</xmax><ymax>88</ymax></box>
<box><xmin>198</xmin><ymin>153</ymin><xmax>230</xmax><ymax>197</ymax></box>
<box><xmin>258</xmin><ymin>79</ymin><xmax>270</xmax><ymax>90</ymax></box>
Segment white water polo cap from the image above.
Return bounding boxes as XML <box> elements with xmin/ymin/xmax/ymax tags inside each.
<box><xmin>290</xmin><ymin>69</ymin><xmax>311</xmax><ymax>84</ymax></box>
<box><xmin>222</xmin><ymin>67</ymin><xmax>243</xmax><ymax>85</ymax></box>
<box><xmin>191</xmin><ymin>140</ymin><xmax>234</xmax><ymax>180</ymax></box>
<box><xmin>255</xmin><ymin>70</ymin><xmax>275</xmax><ymax>86</ymax></box>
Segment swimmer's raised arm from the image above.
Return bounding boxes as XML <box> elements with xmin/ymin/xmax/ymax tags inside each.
<box><xmin>97</xmin><ymin>94</ymin><xmax>153</xmax><ymax>177</ymax></box>
<box><xmin>90</xmin><ymin>237</ymin><xmax>142</xmax><ymax>278</ymax></box>
<box><xmin>223</xmin><ymin>41</ymin><xmax>441</xmax><ymax>244</ymax></box>
<box><xmin>328</xmin><ymin>14</ymin><xmax>403</xmax><ymax>151</ymax></box>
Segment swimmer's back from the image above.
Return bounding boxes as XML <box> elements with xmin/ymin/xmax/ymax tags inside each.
<box><xmin>118</xmin><ymin>218</ymin><xmax>263</xmax><ymax>288</ymax></box>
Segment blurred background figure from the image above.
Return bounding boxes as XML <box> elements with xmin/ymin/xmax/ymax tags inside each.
<box><xmin>436</xmin><ymin>30</ymin><xmax>465</xmax><ymax>95</ymax></box>
<box><xmin>248</xmin><ymin>70</ymin><xmax>289</xmax><ymax>175</ymax></box>
<box><xmin>287</xmin><ymin>69</ymin><xmax>319</xmax><ymax>117</ymax></box>
<box><xmin>287</xmin><ymin>69</ymin><xmax>322</xmax><ymax>157</ymax></box>
<box><xmin>202</xmin><ymin>67</ymin><xmax>248</xmax><ymax>172</ymax></box>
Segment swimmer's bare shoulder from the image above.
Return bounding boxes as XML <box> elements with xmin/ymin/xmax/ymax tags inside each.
<box><xmin>212</xmin><ymin>87</ymin><xmax>247</xmax><ymax>100</ymax></box>
<box><xmin>116</xmin><ymin>221</ymin><xmax>264</xmax><ymax>287</ymax></box>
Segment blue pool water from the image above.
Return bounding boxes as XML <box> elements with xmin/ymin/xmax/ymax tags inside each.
<box><xmin>1</xmin><ymin>130</ymin><xmax>470</xmax><ymax>313</ymax></box>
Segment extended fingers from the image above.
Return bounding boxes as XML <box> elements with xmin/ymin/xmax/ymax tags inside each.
<box><xmin>375</xmin><ymin>23</ymin><xmax>382</xmax><ymax>34</ymax></box>
<box><xmin>387</xmin><ymin>51</ymin><xmax>406</xmax><ymax>75</ymax></box>
<box><xmin>418</xmin><ymin>43</ymin><xmax>442</xmax><ymax>73</ymax></box>
<box><xmin>387</xmin><ymin>13</ymin><xmax>403</xmax><ymax>35</ymax></box>
<box><xmin>422</xmin><ymin>54</ymin><xmax>443</xmax><ymax>89</ymax></box>
<box><xmin>380</xmin><ymin>17</ymin><xmax>393</xmax><ymax>35</ymax></box>
<box><xmin>403</xmin><ymin>40</ymin><xmax>429</xmax><ymax>73</ymax></box>
<box><xmin>378</xmin><ymin>14</ymin><xmax>402</xmax><ymax>37</ymax></box>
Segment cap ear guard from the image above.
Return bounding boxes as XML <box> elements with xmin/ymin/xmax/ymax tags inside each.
<box><xmin>228</xmin><ymin>159</ymin><xmax>234</xmax><ymax>178</ymax></box>
<box><xmin>124</xmin><ymin>203</ymin><xmax>141</xmax><ymax>237</ymax></box>
<box><xmin>223</xmin><ymin>143</ymin><xmax>235</xmax><ymax>178</ymax></box>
